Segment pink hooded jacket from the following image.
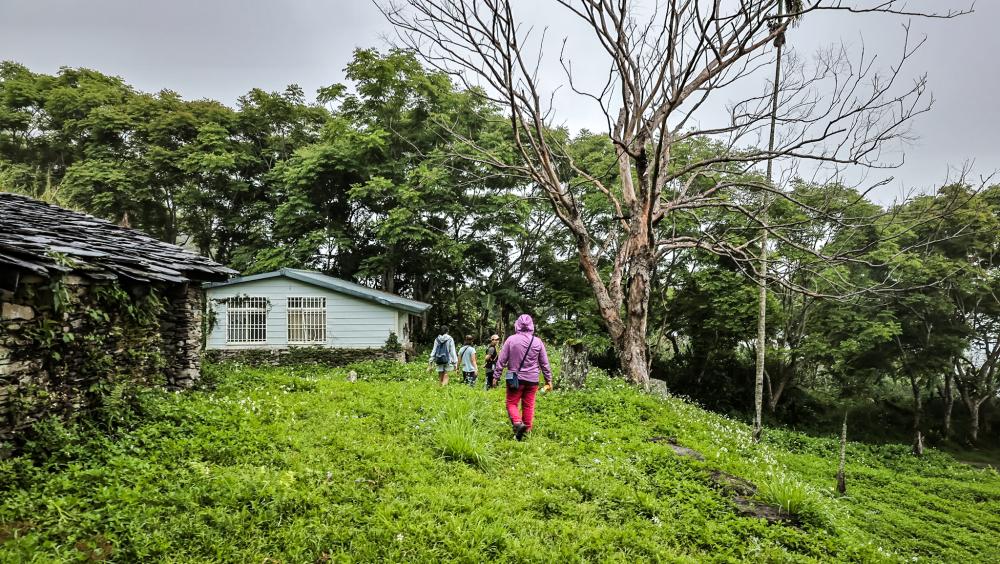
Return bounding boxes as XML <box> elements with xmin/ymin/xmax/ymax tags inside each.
<box><xmin>493</xmin><ymin>314</ymin><xmax>552</xmax><ymax>385</ymax></box>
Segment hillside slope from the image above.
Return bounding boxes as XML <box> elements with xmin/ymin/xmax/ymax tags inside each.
<box><xmin>2</xmin><ymin>361</ymin><xmax>998</xmax><ymax>562</ymax></box>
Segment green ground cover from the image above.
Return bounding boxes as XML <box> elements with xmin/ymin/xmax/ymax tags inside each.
<box><xmin>2</xmin><ymin>361</ymin><xmax>998</xmax><ymax>562</ymax></box>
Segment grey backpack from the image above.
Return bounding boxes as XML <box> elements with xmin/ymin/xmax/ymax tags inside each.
<box><xmin>433</xmin><ymin>338</ymin><xmax>451</xmax><ymax>365</ymax></box>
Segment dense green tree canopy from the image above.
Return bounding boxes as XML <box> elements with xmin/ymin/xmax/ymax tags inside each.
<box><xmin>1</xmin><ymin>52</ymin><xmax>997</xmax><ymax>447</ymax></box>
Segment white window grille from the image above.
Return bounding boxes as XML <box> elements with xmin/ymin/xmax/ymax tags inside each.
<box><xmin>226</xmin><ymin>297</ymin><xmax>268</xmax><ymax>344</ymax></box>
<box><xmin>287</xmin><ymin>297</ymin><xmax>327</xmax><ymax>344</ymax></box>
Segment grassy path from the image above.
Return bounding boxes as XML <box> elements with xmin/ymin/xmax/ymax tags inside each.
<box><xmin>2</xmin><ymin>361</ymin><xmax>999</xmax><ymax>562</ymax></box>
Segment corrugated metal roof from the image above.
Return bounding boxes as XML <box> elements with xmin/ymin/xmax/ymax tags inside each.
<box><xmin>204</xmin><ymin>268</ymin><xmax>432</xmax><ymax>314</ymax></box>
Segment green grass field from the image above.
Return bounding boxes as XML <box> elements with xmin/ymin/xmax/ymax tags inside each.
<box><xmin>2</xmin><ymin>361</ymin><xmax>998</xmax><ymax>562</ymax></box>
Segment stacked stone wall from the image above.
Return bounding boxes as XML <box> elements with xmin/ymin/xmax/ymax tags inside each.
<box><xmin>0</xmin><ymin>276</ymin><xmax>204</xmax><ymax>446</ymax></box>
<box><xmin>204</xmin><ymin>346</ymin><xmax>402</xmax><ymax>367</ymax></box>
<box><xmin>161</xmin><ymin>285</ymin><xmax>204</xmax><ymax>389</ymax></box>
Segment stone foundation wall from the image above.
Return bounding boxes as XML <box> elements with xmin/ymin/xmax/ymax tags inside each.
<box><xmin>1</xmin><ymin>276</ymin><xmax>204</xmax><ymax>445</ymax></box>
<box><xmin>1</xmin><ymin>279</ymin><xmax>49</xmax><ymax>444</ymax></box>
<box><xmin>205</xmin><ymin>346</ymin><xmax>403</xmax><ymax>367</ymax></box>
<box><xmin>161</xmin><ymin>285</ymin><xmax>204</xmax><ymax>389</ymax></box>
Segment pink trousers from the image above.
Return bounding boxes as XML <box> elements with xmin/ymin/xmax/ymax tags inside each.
<box><xmin>506</xmin><ymin>382</ymin><xmax>538</xmax><ymax>428</ymax></box>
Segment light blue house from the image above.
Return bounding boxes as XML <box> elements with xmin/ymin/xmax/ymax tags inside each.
<box><xmin>203</xmin><ymin>268</ymin><xmax>430</xmax><ymax>351</ymax></box>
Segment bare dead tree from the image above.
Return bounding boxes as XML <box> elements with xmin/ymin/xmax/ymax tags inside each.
<box><xmin>377</xmin><ymin>0</ymin><xmax>969</xmax><ymax>387</ymax></box>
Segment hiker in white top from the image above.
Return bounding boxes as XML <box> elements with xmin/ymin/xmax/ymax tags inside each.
<box><xmin>457</xmin><ymin>334</ymin><xmax>479</xmax><ymax>387</ymax></box>
<box><xmin>427</xmin><ymin>325</ymin><xmax>458</xmax><ymax>386</ymax></box>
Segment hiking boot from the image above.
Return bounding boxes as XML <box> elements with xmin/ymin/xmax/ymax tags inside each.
<box><xmin>514</xmin><ymin>423</ymin><xmax>529</xmax><ymax>441</ymax></box>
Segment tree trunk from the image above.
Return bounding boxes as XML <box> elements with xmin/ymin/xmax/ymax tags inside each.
<box><xmin>619</xmin><ymin>307</ymin><xmax>651</xmax><ymax>388</ymax></box>
<box><xmin>910</xmin><ymin>373</ymin><xmax>923</xmax><ymax>456</ymax></box>
<box><xmin>560</xmin><ymin>342</ymin><xmax>590</xmax><ymax>390</ymax></box>
<box><xmin>168</xmin><ymin>204</ymin><xmax>178</xmax><ymax>245</ymax></box>
<box><xmin>382</xmin><ymin>256</ymin><xmax>396</xmax><ymax>294</ymax></box>
<box><xmin>667</xmin><ymin>332</ymin><xmax>681</xmax><ymax>357</ymax></box>
<box><xmin>753</xmin><ymin>278</ymin><xmax>767</xmax><ymax>441</ymax></box>
<box><xmin>767</xmin><ymin>358</ymin><xmax>795</xmax><ymax>413</ymax></box>
<box><xmin>501</xmin><ymin>302</ymin><xmax>510</xmax><ymax>336</ymax></box>
<box><xmin>754</xmin><ymin>11</ymin><xmax>784</xmax><ymax>443</ymax></box>
<box><xmin>618</xmin><ymin>249</ymin><xmax>653</xmax><ymax>389</ymax></box>
<box><xmin>968</xmin><ymin>397</ymin><xmax>983</xmax><ymax>444</ymax></box>
<box><xmin>477</xmin><ymin>305</ymin><xmax>488</xmax><ymax>342</ymax></box>
<box><xmin>983</xmin><ymin>397</ymin><xmax>995</xmax><ymax>438</ymax></box>
<box><xmin>836</xmin><ymin>409</ymin><xmax>848</xmax><ymax>495</ymax></box>
<box><xmin>453</xmin><ymin>284</ymin><xmax>463</xmax><ymax>332</ymax></box>
<box><xmin>956</xmin><ymin>366</ymin><xmax>988</xmax><ymax>445</ymax></box>
<box><xmin>943</xmin><ymin>369</ymin><xmax>955</xmax><ymax>440</ymax></box>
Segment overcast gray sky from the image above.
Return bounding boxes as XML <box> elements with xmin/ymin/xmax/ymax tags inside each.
<box><xmin>1</xmin><ymin>0</ymin><xmax>996</xmax><ymax>199</ymax></box>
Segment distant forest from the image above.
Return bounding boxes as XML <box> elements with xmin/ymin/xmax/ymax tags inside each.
<box><xmin>1</xmin><ymin>51</ymin><xmax>997</xmax><ymax>447</ymax></box>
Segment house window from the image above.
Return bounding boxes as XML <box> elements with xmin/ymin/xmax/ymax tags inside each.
<box><xmin>287</xmin><ymin>296</ymin><xmax>326</xmax><ymax>344</ymax></box>
<box><xmin>226</xmin><ymin>297</ymin><xmax>268</xmax><ymax>344</ymax></box>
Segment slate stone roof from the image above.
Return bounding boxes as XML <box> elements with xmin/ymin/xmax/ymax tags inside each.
<box><xmin>204</xmin><ymin>268</ymin><xmax>432</xmax><ymax>314</ymax></box>
<box><xmin>0</xmin><ymin>192</ymin><xmax>236</xmax><ymax>283</ymax></box>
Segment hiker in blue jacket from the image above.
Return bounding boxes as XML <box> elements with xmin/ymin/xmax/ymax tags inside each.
<box><xmin>427</xmin><ymin>325</ymin><xmax>458</xmax><ymax>386</ymax></box>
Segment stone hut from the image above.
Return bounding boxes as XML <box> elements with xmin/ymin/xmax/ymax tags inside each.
<box><xmin>0</xmin><ymin>193</ymin><xmax>235</xmax><ymax>443</ymax></box>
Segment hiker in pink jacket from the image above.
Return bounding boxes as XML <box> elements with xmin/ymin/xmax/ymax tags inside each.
<box><xmin>493</xmin><ymin>314</ymin><xmax>552</xmax><ymax>440</ymax></box>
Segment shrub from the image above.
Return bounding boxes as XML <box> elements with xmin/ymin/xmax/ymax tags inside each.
<box><xmin>384</xmin><ymin>331</ymin><xmax>402</xmax><ymax>353</ymax></box>
<box><xmin>434</xmin><ymin>413</ymin><xmax>494</xmax><ymax>471</ymax></box>
<box><xmin>18</xmin><ymin>416</ymin><xmax>81</xmax><ymax>462</ymax></box>
<box><xmin>756</xmin><ymin>473</ymin><xmax>830</xmax><ymax>526</ymax></box>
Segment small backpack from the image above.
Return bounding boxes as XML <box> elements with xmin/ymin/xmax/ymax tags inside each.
<box><xmin>433</xmin><ymin>338</ymin><xmax>451</xmax><ymax>365</ymax></box>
